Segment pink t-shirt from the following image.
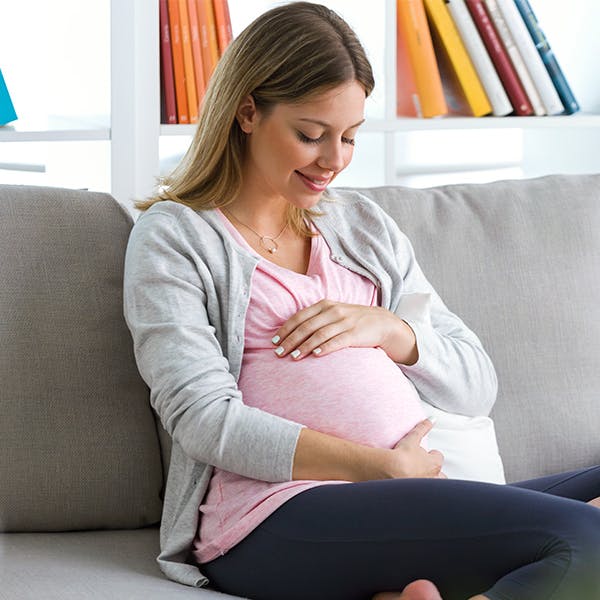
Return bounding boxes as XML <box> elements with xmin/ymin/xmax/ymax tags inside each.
<box><xmin>192</xmin><ymin>211</ymin><xmax>426</xmax><ymax>563</ymax></box>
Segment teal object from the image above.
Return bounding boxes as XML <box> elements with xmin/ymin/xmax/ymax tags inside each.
<box><xmin>0</xmin><ymin>69</ymin><xmax>17</xmax><ymax>125</ymax></box>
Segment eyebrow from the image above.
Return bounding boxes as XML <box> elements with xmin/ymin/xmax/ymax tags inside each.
<box><xmin>298</xmin><ymin>117</ymin><xmax>366</xmax><ymax>129</ymax></box>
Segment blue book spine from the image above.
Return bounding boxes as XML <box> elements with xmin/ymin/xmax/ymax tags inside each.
<box><xmin>0</xmin><ymin>69</ymin><xmax>18</xmax><ymax>125</ymax></box>
<box><xmin>513</xmin><ymin>0</ymin><xmax>579</xmax><ymax>114</ymax></box>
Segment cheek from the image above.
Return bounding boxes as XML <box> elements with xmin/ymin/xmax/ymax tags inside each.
<box><xmin>342</xmin><ymin>146</ymin><xmax>355</xmax><ymax>168</ymax></box>
<box><xmin>283</xmin><ymin>142</ymin><xmax>317</xmax><ymax>169</ymax></box>
<box><xmin>269</xmin><ymin>135</ymin><xmax>305</xmax><ymax>165</ymax></box>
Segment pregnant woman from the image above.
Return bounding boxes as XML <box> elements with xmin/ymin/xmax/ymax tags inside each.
<box><xmin>123</xmin><ymin>3</ymin><xmax>600</xmax><ymax>599</ymax></box>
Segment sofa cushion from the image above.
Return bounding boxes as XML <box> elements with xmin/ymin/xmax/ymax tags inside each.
<box><xmin>0</xmin><ymin>185</ymin><xmax>164</xmax><ymax>531</ymax></box>
<box><xmin>0</xmin><ymin>529</ymin><xmax>241</xmax><ymax>599</ymax></box>
<box><xmin>358</xmin><ymin>175</ymin><xmax>600</xmax><ymax>482</ymax></box>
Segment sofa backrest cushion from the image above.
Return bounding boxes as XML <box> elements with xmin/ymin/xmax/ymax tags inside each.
<box><xmin>357</xmin><ymin>174</ymin><xmax>600</xmax><ymax>483</ymax></box>
<box><xmin>0</xmin><ymin>185</ymin><xmax>164</xmax><ymax>532</ymax></box>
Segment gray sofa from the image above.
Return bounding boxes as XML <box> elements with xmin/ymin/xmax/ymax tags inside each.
<box><xmin>1</xmin><ymin>174</ymin><xmax>599</xmax><ymax>599</ymax></box>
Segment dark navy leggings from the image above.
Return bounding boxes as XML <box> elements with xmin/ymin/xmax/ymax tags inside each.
<box><xmin>199</xmin><ymin>466</ymin><xmax>600</xmax><ymax>600</ymax></box>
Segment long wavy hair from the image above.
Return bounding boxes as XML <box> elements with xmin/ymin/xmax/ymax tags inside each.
<box><xmin>136</xmin><ymin>2</ymin><xmax>374</xmax><ymax>236</ymax></box>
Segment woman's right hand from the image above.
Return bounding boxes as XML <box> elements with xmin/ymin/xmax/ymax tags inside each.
<box><xmin>384</xmin><ymin>419</ymin><xmax>446</xmax><ymax>479</ymax></box>
<box><xmin>292</xmin><ymin>419</ymin><xmax>445</xmax><ymax>483</ymax></box>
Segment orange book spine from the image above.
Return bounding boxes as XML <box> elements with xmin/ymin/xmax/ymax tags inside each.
<box><xmin>187</xmin><ymin>0</ymin><xmax>207</xmax><ymax>107</ymax></box>
<box><xmin>167</xmin><ymin>0</ymin><xmax>189</xmax><ymax>123</ymax></box>
<box><xmin>396</xmin><ymin>9</ymin><xmax>420</xmax><ymax>117</ymax></box>
<box><xmin>397</xmin><ymin>0</ymin><xmax>447</xmax><ymax>118</ymax></box>
<box><xmin>212</xmin><ymin>0</ymin><xmax>233</xmax><ymax>55</ymax></box>
<box><xmin>178</xmin><ymin>0</ymin><xmax>199</xmax><ymax>123</ymax></box>
<box><xmin>197</xmin><ymin>0</ymin><xmax>220</xmax><ymax>84</ymax></box>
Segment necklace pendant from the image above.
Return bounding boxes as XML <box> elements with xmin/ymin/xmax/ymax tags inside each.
<box><xmin>260</xmin><ymin>236</ymin><xmax>279</xmax><ymax>254</ymax></box>
<box><xmin>224</xmin><ymin>209</ymin><xmax>288</xmax><ymax>255</ymax></box>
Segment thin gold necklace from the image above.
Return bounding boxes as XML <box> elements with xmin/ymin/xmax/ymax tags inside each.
<box><xmin>224</xmin><ymin>209</ymin><xmax>289</xmax><ymax>254</ymax></box>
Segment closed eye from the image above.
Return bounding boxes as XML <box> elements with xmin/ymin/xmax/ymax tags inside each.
<box><xmin>296</xmin><ymin>131</ymin><xmax>324</xmax><ymax>144</ymax></box>
<box><xmin>297</xmin><ymin>131</ymin><xmax>355</xmax><ymax>146</ymax></box>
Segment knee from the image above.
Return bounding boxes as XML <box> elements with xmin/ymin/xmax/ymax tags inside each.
<box><xmin>557</xmin><ymin>503</ymin><xmax>600</xmax><ymax>561</ymax></box>
<box><xmin>545</xmin><ymin>506</ymin><xmax>600</xmax><ymax>598</ymax></box>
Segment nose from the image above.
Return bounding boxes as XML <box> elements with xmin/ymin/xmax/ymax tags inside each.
<box><xmin>317</xmin><ymin>139</ymin><xmax>349</xmax><ymax>173</ymax></box>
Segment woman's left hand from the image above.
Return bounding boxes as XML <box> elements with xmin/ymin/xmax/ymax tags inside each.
<box><xmin>271</xmin><ymin>299</ymin><xmax>419</xmax><ymax>365</ymax></box>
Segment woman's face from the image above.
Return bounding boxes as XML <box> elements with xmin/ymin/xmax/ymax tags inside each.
<box><xmin>237</xmin><ymin>80</ymin><xmax>366</xmax><ymax>210</ymax></box>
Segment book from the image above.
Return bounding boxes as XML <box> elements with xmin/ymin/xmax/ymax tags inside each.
<box><xmin>514</xmin><ymin>0</ymin><xmax>579</xmax><ymax>114</ymax></box>
<box><xmin>178</xmin><ymin>0</ymin><xmax>199</xmax><ymax>123</ymax></box>
<box><xmin>465</xmin><ymin>0</ymin><xmax>533</xmax><ymax>115</ymax></box>
<box><xmin>483</xmin><ymin>0</ymin><xmax>544</xmax><ymax>115</ymax></box>
<box><xmin>446</xmin><ymin>0</ymin><xmax>512</xmax><ymax>116</ymax></box>
<box><xmin>396</xmin><ymin>12</ymin><xmax>421</xmax><ymax>117</ymax></box>
<box><xmin>0</xmin><ymin>70</ymin><xmax>18</xmax><ymax>126</ymax></box>
<box><xmin>159</xmin><ymin>0</ymin><xmax>177</xmax><ymax>124</ymax></box>
<box><xmin>212</xmin><ymin>0</ymin><xmax>233</xmax><ymax>55</ymax></box>
<box><xmin>197</xmin><ymin>0</ymin><xmax>220</xmax><ymax>84</ymax></box>
<box><xmin>187</xmin><ymin>0</ymin><xmax>207</xmax><ymax>108</ymax></box>
<box><xmin>396</xmin><ymin>0</ymin><xmax>447</xmax><ymax>118</ymax></box>
<box><xmin>167</xmin><ymin>0</ymin><xmax>190</xmax><ymax>123</ymax></box>
<box><xmin>494</xmin><ymin>0</ymin><xmax>563</xmax><ymax>115</ymax></box>
<box><xmin>423</xmin><ymin>0</ymin><xmax>491</xmax><ymax>117</ymax></box>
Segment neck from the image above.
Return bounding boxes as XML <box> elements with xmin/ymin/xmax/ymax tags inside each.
<box><xmin>228</xmin><ymin>167</ymin><xmax>293</xmax><ymax>229</ymax></box>
<box><xmin>225</xmin><ymin>197</ymin><xmax>290</xmax><ymax>233</ymax></box>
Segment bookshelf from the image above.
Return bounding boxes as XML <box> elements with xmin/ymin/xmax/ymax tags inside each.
<box><xmin>1</xmin><ymin>0</ymin><xmax>599</xmax><ymax>206</ymax></box>
<box><xmin>150</xmin><ymin>0</ymin><xmax>600</xmax><ymax>205</ymax></box>
<box><xmin>0</xmin><ymin>117</ymin><xmax>110</xmax><ymax>143</ymax></box>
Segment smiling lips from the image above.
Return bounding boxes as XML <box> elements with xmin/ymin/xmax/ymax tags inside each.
<box><xmin>295</xmin><ymin>170</ymin><xmax>332</xmax><ymax>192</ymax></box>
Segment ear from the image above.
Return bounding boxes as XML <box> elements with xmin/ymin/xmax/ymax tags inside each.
<box><xmin>236</xmin><ymin>94</ymin><xmax>259</xmax><ymax>133</ymax></box>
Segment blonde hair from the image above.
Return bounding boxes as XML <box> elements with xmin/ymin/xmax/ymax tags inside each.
<box><xmin>136</xmin><ymin>2</ymin><xmax>374</xmax><ymax>236</ymax></box>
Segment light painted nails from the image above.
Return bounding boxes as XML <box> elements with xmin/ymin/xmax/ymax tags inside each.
<box><xmin>271</xmin><ymin>335</ymin><xmax>281</xmax><ymax>344</ymax></box>
<box><xmin>312</xmin><ymin>347</ymin><xmax>322</xmax><ymax>355</ymax></box>
<box><xmin>291</xmin><ymin>349</ymin><xmax>301</xmax><ymax>359</ymax></box>
<box><xmin>274</xmin><ymin>346</ymin><xmax>284</xmax><ymax>356</ymax></box>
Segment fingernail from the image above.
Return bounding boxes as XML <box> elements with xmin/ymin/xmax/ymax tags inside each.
<box><xmin>312</xmin><ymin>347</ymin><xmax>322</xmax><ymax>355</ymax></box>
<box><xmin>271</xmin><ymin>335</ymin><xmax>280</xmax><ymax>344</ymax></box>
<box><xmin>427</xmin><ymin>416</ymin><xmax>437</xmax><ymax>425</ymax></box>
<box><xmin>274</xmin><ymin>346</ymin><xmax>284</xmax><ymax>356</ymax></box>
<box><xmin>290</xmin><ymin>349</ymin><xmax>301</xmax><ymax>359</ymax></box>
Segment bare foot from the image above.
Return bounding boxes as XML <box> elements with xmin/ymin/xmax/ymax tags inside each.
<box><xmin>588</xmin><ymin>496</ymin><xmax>600</xmax><ymax>509</ymax></box>
<box><xmin>372</xmin><ymin>579</ymin><xmax>442</xmax><ymax>600</ymax></box>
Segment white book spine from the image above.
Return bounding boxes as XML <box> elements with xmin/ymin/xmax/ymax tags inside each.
<box><xmin>495</xmin><ymin>0</ymin><xmax>564</xmax><ymax>115</ymax></box>
<box><xmin>484</xmin><ymin>0</ymin><xmax>545</xmax><ymax>115</ymax></box>
<box><xmin>446</xmin><ymin>0</ymin><xmax>512</xmax><ymax>116</ymax></box>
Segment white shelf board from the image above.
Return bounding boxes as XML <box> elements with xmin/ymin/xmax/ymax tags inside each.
<box><xmin>160</xmin><ymin>124</ymin><xmax>197</xmax><ymax>137</ymax></box>
<box><xmin>372</xmin><ymin>113</ymin><xmax>600</xmax><ymax>132</ymax></box>
<box><xmin>159</xmin><ymin>113</ymin><xmax>600</xmax><ymax>138</ymax></box>
<box><xmin>0</xmin><ymin>115</ymin><xmax>110</xmax><ymax>142</ymax></box>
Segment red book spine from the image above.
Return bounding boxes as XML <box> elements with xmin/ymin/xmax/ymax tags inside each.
<box><xmin>160</xmin><ymin>0</ymin><xmax>177</xmax><ymax>124</ymax></box>
<box><xmin>465</xmin><ymin>0</ymin><xmax>533</xmax><ymax>115</ymax></box>
<box><xmin>168</xmin><ymin>0</ymin><xmax>190</xmax><ymax>124</ymax></box>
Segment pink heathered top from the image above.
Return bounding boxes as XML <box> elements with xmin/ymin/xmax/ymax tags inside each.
<box><xmin>192</xmin><ymin>210</ymin><xmax>427</xmax><ymax>564</ymax></box>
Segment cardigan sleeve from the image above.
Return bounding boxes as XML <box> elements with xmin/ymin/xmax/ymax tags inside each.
<box><xmin>385</xmin><ymin>215</ymin><xmax>498</xmax><ymax>418</ymax></box>
<box><xmin>123</xmin><ymin>209</ymin><xmax>304</xmax><ymax>482</ymax></box>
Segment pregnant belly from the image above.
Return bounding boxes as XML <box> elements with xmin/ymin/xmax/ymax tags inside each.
<box><xmin>238</xmin><ymin>347</ymin><xmax>426</xmax><ymax>449</ymax></box>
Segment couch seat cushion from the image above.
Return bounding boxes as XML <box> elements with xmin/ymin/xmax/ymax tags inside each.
<box><xmin>0</xmin><ymin>528</ymin><xmax>244</xmax><ymax>599</ymax></box>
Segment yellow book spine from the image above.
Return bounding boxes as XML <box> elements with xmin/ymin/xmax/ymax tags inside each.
<box><xmin>424</xmin><ymin>0</ymin><xmax>492</xmax><ymax>116</ymax></box>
